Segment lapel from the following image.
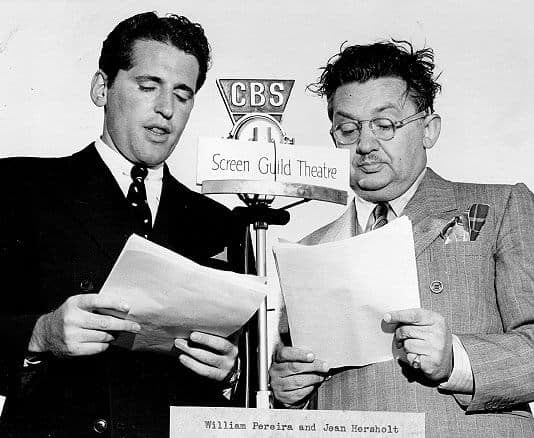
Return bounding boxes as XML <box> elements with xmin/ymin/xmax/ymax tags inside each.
<box><xmin>150</xmin><ymin>168</ymin><xmax>228</xmax><ymax>260</ymax></box>
<box><xmin>66</xmin><ymin>147</ymin><xmax>199</xmax><ymax>262</ymax></box>
<box><xmin>150</xmin><ymin>165</ymin><xmax>189</xmax><ymax>250</ymax></box>
<box><xmin>306</xmin><ymin>168</ymin><xmax>458</xmax><ymax>258</ymax></box>
<box><xmin>301</xmin><ymin>201</ymin><xmax>359</xmax><ymax>245</ymax></box>
<box><xmin>402</xmin><ymin>168</ymin><xmax>458</xmax><ymax>257</ymax></box>
<box><xmin>66</xmin><ymin>144</ymin><xmax>134</xmax><ymax>262</ymax></box>
<box><xmin>327</xmin><ymin>201</ymin><xmax>359</xmax><ymax>242</ymax></box>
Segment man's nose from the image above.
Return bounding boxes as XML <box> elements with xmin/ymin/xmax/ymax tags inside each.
<box><xmin>354</xmin><ymin>124</ymin><xmax>379</xmax><ymax>155</ymax></box>
<box><xmin>154</xmin><ymin>92</ymin><xmax>174</xmax><ymax>119</ymax></box>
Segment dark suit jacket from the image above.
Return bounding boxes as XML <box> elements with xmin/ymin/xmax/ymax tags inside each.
<box><xmin>0</xmin><ymin>144</ymin><xmax>249</xmax><ymax>437</ymax></box>
<box><xmin>295</xmin><ymin>169</ymin><xmax>534</xmax><ymax>438</ymax></box>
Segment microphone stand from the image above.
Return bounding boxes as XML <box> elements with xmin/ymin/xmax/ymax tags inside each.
<box><xmin>233</xmin><ymin>201</ymin><xmax>290</xmax><ymax>408</ymax></box>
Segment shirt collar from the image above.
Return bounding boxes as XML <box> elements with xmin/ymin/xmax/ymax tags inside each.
<box><xmin>94</xmin><ymin>137</ymin><xmax>164</xmax><ymax>182</ymax></box>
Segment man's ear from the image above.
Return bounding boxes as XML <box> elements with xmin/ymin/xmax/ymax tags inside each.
<box><xmin>422</xmin><ymin>113</ymin><xmax>441</xmax><ymax>150</ymax></box>
<box><xmin>90</xmin><ymin>70</ymin><xmax>108</xmax><ymax>107</ymax></box>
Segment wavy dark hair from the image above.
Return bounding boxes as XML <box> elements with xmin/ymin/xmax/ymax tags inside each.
<box><xmin>308</xmin><ymin>40</ymin><xmax>441</xmax><ymax>118</ymax></box>
<box><xmin>99</xmin><ymin>11</ymin><xmax>211</xmax><ymax>91</ymax></box>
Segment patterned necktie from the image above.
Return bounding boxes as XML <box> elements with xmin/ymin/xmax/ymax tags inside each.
<box><xmin>127</xmin><ymin>164</ymin><xmax>152</xmax><ymax>239</ymax></box>
<box><xmin>370</xmin><ymin>202</ymin><xmax>390</xmax><ymax>231</ymax></box>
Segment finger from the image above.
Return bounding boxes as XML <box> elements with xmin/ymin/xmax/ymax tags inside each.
<box><xmin>74</xmin><ymin>294</ymin><xmax>131</xmax><ymax>313</ymax></box>
<box><xmin>271</xmin><ymin>359</ymin><xmax>329</xmax><ymax>377</ymax></box>
<box><xmin>395</xmin><ymin>325</ymin><xmax>426</xmax><ymax>341</ymax></box>
<box><xmin>394</xmin><ymin>336</ymin><xmax>404</xmax><ymax>350</ymax></box>
<box><xmin>83</xmin><ymin>313</ymin><xmax>141</xmax><ymax>333</ymax></box>
<box><xmin>178</xmin><ymin>353</ymin><xmax>228</xmax><ymax>381</ymax></box>
<box><xmin>278</xmin><ymin>373</ymin><xmax>326</xmax><ymax>391</ymax></box>
<box><xmin>78</xmin><ymin>329</ymin><xmax>115</xmax><ymax>343</ymax></box>
<box><xmin>383</xmin><ymin>308</ymin><xmax>434</xmax><ymax>326</ymax></box>
<box><xmin>66</xmin><ymin>342</ymin><xmax>111</xmax><ymax>357</ymax></box>
<box><xmin>274</xmin><ymin>346</ymin><xmax>316</xmax><ymax>364</ymax></box>
<box><xmin>402</xmin><ymin>338</ymin><xmax>427</xmax><ymax>354</ymax></box>
<box><xmin>189</xmin><ymin>332</ymin><xmax>236</xmax><ymax>353</ymax></box>
<box><xmin>175</xmin><ymin>338</ymin><xmax>234</xmax><ymax>368</ymax></box>
<box><xmin>406</xmin><ymin>352</ymin><xmax>425</xmax><ymax>369</ymax></box>
<box><xmin>276</xmin><ymin>387</ymin><xmax>316</xmax><ymax>407</ymax></box>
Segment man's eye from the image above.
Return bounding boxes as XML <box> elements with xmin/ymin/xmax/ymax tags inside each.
<box><xmin>372</xmin><ymin>119</ymin><xmax>393</xmax><ymax>130</ymax></box>
<box><xmin>139</xmin><ymin>85</ymin><xmax>156</xmax><ymax>92</ymax></box>
<box><xmin>175</xmin><ymin>91</ymin><xmax>192</xmax><ymax>102</ymax></box>
<box><xmin>339</xmin><ymin>123</ymin><xmax>359</xmax><ymax>134</ymax></box>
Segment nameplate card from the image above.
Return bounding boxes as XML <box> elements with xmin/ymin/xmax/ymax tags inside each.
<box><xmin>196</xmin><ymin>137</ymin><xmax>349</xmax><ymax>191</ymax></box>
<box><xmin>170</xmin><ymin>407</ymin><xmax>424</xmax><ymax>437</ymax></box>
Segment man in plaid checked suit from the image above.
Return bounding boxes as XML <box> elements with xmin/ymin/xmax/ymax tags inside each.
<box><xmin>270</xmin><ymin>41</ymin><xmax>534</xmax><ymax>437</ymax></box>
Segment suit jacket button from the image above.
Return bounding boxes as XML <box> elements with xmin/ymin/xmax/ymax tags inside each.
<box><xmin>93</xmin><ymin>418</ymin><xmax>108</xmax><ymax>433</ymax></box>
<box><xmin>429</xmin><ymin>280</ymin><xmax>444</xmax><ymax>294</ymax></box>
<box><xmin>80</xmin><ymin>279</ymin><xmax>95</xmax><ymax>292</ymax></box>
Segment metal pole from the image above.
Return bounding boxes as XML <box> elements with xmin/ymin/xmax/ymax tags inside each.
<box><xmin>254</xmin><ymin>221</ymin><xmax>271</xmax><ymax>408</ymax></box>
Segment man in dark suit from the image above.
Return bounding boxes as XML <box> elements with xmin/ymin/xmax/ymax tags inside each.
<box><xmin>270</xmin><ymin>41</ymin><xmax>534</xmax><ymax>437</ymax></box>
<box><xmin>0</xmin><ymin>12</ymin><xmax>248</xmax><ymax>438</ymax></box>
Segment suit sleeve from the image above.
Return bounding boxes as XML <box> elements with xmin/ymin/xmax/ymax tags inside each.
<box><xmin>458</xmin><ymin>183</ymin><xmax>534</xmax><ymax>412</ymax></box>
<box><xmin>0</xmin><ymin>173</ymin><xmax>42</xmax><ymax>364</ymax></box>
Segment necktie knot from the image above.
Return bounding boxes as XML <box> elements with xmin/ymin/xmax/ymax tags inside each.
<box><xmin>131</xmin><ymin>164</ymin><xmax>148</xmax><ymax>182</ymax></box>
<box><xmin>371</xmin><ymin>202</ymin><xmax>390</xmax><ymax>231</ymax></box>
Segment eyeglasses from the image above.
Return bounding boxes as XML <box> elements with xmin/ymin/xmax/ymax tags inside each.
<box><xmin>330</xmin><ymin>110</ymin><xmax>428</xmax><ymax>146</ymax></box>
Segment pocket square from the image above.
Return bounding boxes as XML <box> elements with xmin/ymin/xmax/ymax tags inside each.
<box><xmin>467</xmin><ymin>203</ymin><xmax>489</xmax><ymax>241</ymax></box>
<box><xmin>440</xmin><ymin>203</ymin><xmax>489</xmax><ymax>244</ymax></box>
<box><xmin>441</xmin><ymin>214</ymin><xmax>470</xmax><ymax>244</ymax></box>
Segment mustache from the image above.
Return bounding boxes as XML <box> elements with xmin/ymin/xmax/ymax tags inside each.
<box><xmin>354</xmin><ymin>152</ymin><xmax>383</xmax><ymax>166</ymax></box>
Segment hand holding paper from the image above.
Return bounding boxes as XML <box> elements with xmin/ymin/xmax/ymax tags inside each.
<box><xmin>174</xmin><ymin>331</ymin><xmax>239</xmax><ymax>382</ymax></box>
<box><xmin>385</xmin><ymin>308</ymin><xmax>454</xmax><ymax>381</ymax></box>
<box><xmin>269</xmin><ymin>344</ymin><xmax>329</xmax><ymax>408</ymax></box>
<box><xmin>28</xmin><ymin>294</ymin><xmax>141</xmax><ymax>357</ymax></box>
<box><xmin>99</xmin><ymin>235</ymin><xmax>267</xmax><ymax>355</ymax></box>
<box><xmin>273</xmin><ymin>216</ymin><xmax>420</xmax><ymax>369</ymax></box>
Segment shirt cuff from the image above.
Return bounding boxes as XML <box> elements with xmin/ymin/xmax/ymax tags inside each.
<box><xmin>23</xmin><ymin>352</ymin><xmax>47</xmax><ymax>368</ymax></box>
<box><xmin>438</xmin><ymin>335</ymin><xmax>474</xmax><ymax>394</ymax></box>
<box><xmin>221</xmin><ymin>357</ymin><xmax>241</xmax><ymax>400</ymax></box>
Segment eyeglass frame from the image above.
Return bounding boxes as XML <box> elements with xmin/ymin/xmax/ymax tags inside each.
<box><xmin>330</xmin><ymin>109</ymin><xmax>429</xmax><ymax>146</ymax></box>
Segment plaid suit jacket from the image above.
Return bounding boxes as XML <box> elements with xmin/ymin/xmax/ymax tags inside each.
<box><xmin>298</xmin><ymin>168</ymin><xmax>534</xmax><ymax>438</ymax></box>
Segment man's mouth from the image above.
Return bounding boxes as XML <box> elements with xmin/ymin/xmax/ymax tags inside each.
<box><xmin>357</xmin><ymin>161</ymin><xmax>384</xmax><ymax>172</ymax></box>
<box><xmin>145</xmin><ymin>125</ymin><xmax>171</xmax><ymax>136</ymax></box>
